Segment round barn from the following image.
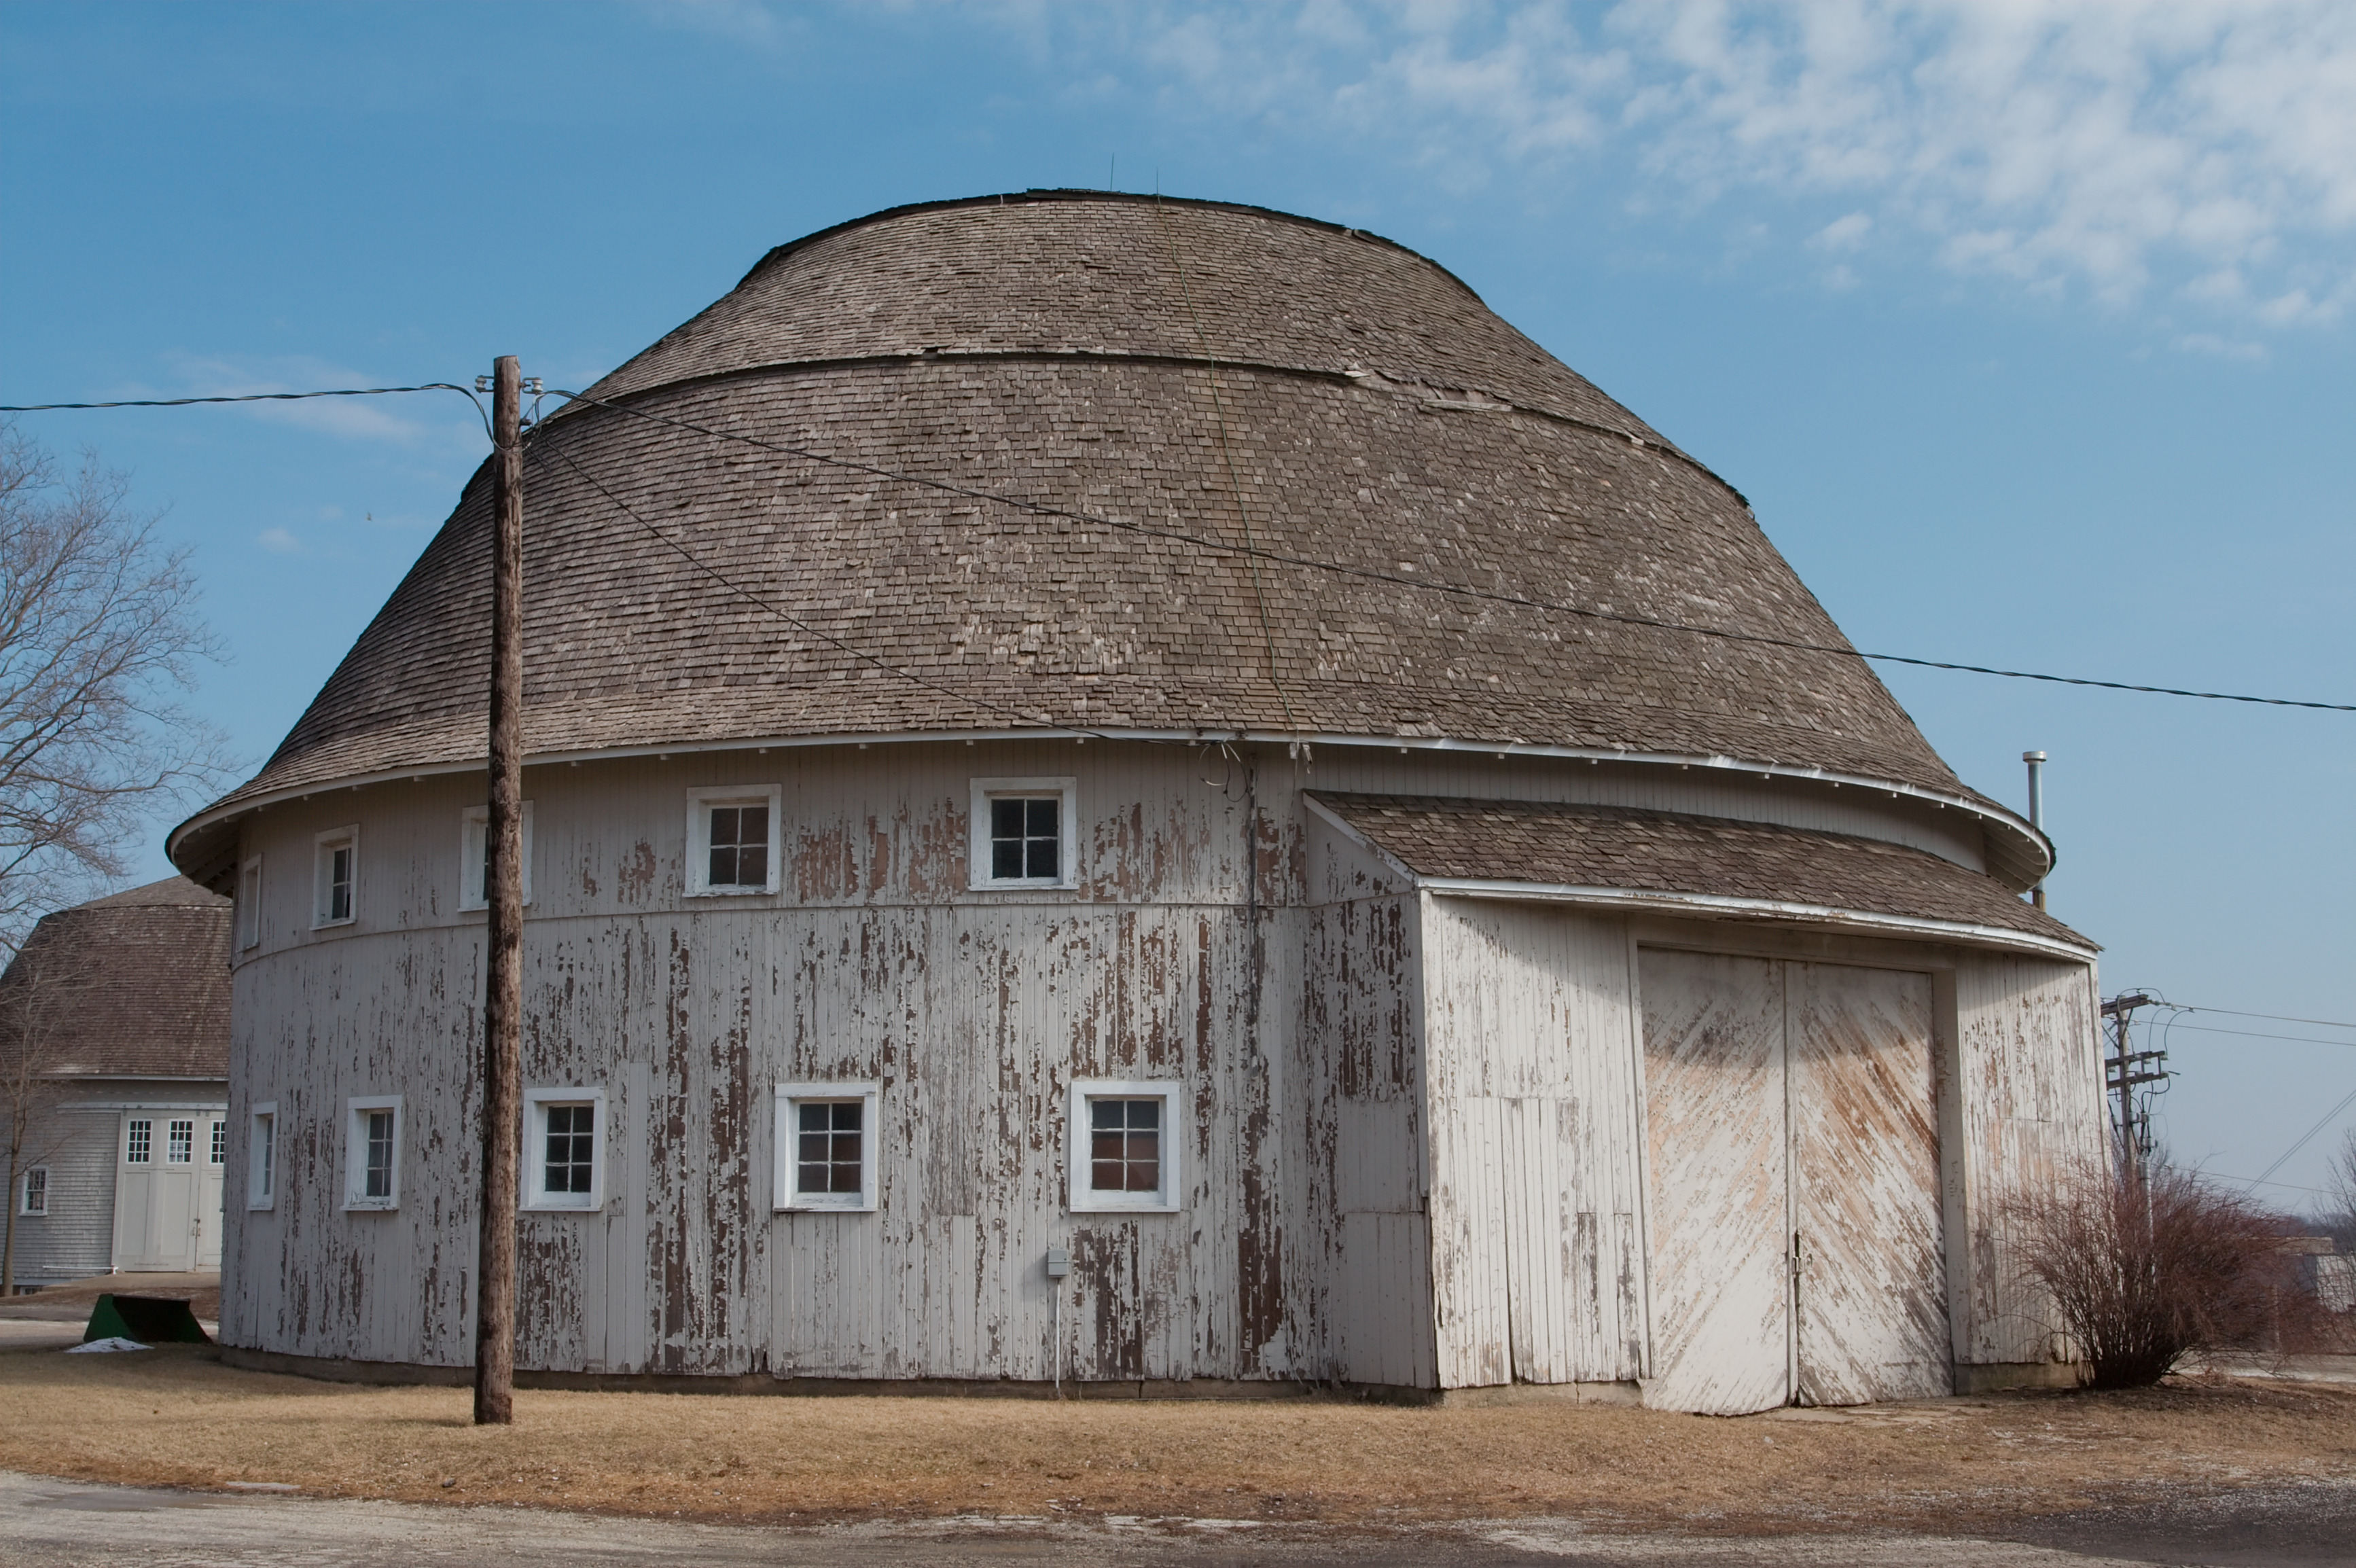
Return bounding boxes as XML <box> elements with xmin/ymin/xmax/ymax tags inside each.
<box><xmin>168</xmin><ymin>192</ymin><xmax>2105</xmax><ymax>1412</ymax></box>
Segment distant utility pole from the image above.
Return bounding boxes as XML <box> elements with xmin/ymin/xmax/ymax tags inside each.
<box><xmin>474</xmin><ymin>357</ymin><xmax>524</xmax><ymax>1426</ymax></box>
<box><xmin>2101</xmin><ymin>991</ymin><xmax>2168</xmax><ymax>1181</ymax></box>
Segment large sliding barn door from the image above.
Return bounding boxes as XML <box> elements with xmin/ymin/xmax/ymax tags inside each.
<box><xmin>1788</xmin><ymin>963</ymin><xmax>1951</xmax><ymax>1404</ymax></box>
<box><xmin>1639</xmin><ymin>952</ymin><xmax>1791</xmax><ymax>1414</ymax></box>
<box><xmin>1640</xmin><ymin>950</ymin><xmax>1950</xmax><ymax>1413</ymax></box>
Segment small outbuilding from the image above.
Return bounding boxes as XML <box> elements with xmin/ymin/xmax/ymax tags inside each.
<box><xmin>3</xmin><ymin>877</ymin><xmax>232</xmax><ymax>1290</ymax></box>
<box><xmin>169</xmin><ymin>192</ymin><xmax>2106</xmax><ymax>1410</ymax></box>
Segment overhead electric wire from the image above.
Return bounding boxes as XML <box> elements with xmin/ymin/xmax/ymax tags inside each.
<box><xmin>2247</xmin><ymin>1084</ymin><xmax>2356</xmax><ymax>1190</ymax></box>
<box><xmin>536</xmin><ymin>388</ymin><xmax>2356</xmax><ymax>716</ymax></box>
<box><xmin>10</xmin><ymin>376</ymin><xmax>2351</xmax><ymax>715</ymax></box>
<box><xmin>2145</xmin><ymin>1022</ymin><xmax>2356</xmax><ymax>1050</ymax></box>
<box><xmin>2164</xmin><ymin>1004</ymin><xmax>2356</xmax><ymax>1031</ymax></box>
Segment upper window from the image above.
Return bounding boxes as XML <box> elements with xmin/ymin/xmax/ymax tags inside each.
<box><xmin>209</xmin><ymin>1118</ymin><xmax>226</xmax><ymax>1167</ymax></box>
<box><xmin>314</xmin><ymin>826</ymin><xmax>359</xmax><ymax>927</ymax></box>
<box><xmin>459</xmin><ymin>802</ymin><xmax>535</xmax><ymax>912</ymax></box>
<box><xmin>1066</xmin><ymin>1080</ymin><xmax>1183</xmax><ymax>1213</ymax></box>
<box><xmin>343</xmin><ymin>1095</ymin><xmax>401</xmax><ymax>1211</ymax></box>
<box><xmin>248</xmin><ymin>1103</ymin><xmax>277</xmax><ymax>1211</ymax></box>
<box><xmin>522</xmin><ymin>1088</ymin><xmax>605</xmax><ymax>1211</ymax></box>
<box><xmin>969</xmin><ymin>778</ymin><xmax>1077</xmax><ymax>889</ymax></box>
<box><xmin>687</xmin><ymin>785</ymin><xmax>783</xmax><ymax>897</ymax></box>
<box><xmin>238</xmin><ymin>855</ymin><xmax>262</xmax><ymax>950</ymax></box>
<box><xmin>124</xmin><ymin>1118</ymin><xmax>151</xmax><ymax>1165</ymax></box>
<box><xmin>166</xmin><ymin>1119</ymin><xmax>194</xmax><ymax>1164</ymax></box>
<box><xmin>773</xmin><ymin>1082</ymin><xmax>880</xmax><ymax>1212</ymax></box>
<box><xmin>18</xmin><ymin>1166</ymin><xmax>47</xmax><ymax>1216</ymax></box>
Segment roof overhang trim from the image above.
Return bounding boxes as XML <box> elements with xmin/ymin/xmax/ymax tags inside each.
<box><xmin>169</xmin><ymin>725</ymin><xmax>2051</xmax><ymax>890</ymax></box>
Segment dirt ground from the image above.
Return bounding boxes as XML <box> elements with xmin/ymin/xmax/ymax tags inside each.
<box><xmin>0</xmin><ymin>1271</ymin><xmax>221</xmax><ymax>1323</ymax></box>
<box><xmin>1</xmin><ymin>1345</ymin><xmax>2351</xmax><ymax>1534</ymax></box>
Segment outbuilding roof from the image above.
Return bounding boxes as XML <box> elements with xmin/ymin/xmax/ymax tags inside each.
<box><xmin>171</xmin><ymin>191</ymin><xmax>2035</xmax><ymax>884</ymax></box>
<box><xmin>1313</xmin><ymin>794</ymin><xmax>2092</xmax><ymax>955</ymax></box>
<box><xmin>0</xmin><ymin>877</ymin><xmax>230</xmax><ymax>1080</ymax></box>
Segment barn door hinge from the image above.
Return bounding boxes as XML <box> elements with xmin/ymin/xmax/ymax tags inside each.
<box><xmin>1790</xmin><ymin>1230</ymin><xmax>1806</xmax><ymax>1279</ymax></box>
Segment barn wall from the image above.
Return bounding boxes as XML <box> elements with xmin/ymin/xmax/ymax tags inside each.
<box><xmin>1950</xmin><ymin>950</ymin><xmax>2107</xmax><ymax>1370</ymax></box>
<box><xmin>1294</xmin><ymin>810</ymin><xmax>1432</xmax><ymax>1388</ymax></box>
<box><xmin>10</xmin><ymin>1083</ymin><xmax>228</xmax><ymax>1287</ymax></box>
<box><xmin>1418</xmin><ymin>896</ymin><xmax>1647</xmax><ymax>1390</ymax></box>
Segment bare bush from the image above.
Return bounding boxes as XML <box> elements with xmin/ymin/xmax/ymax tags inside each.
<box><xmin>2326</xmin><ymin>1127</ymin><xmax>2356</xmax><ymax>1257</ymax></box>
<box><xmin>2007</xmin><ymin>1160</ymin><xmax>2284</xmax><ymax>1388</ymax></box>
<box><xmin>0</xmin><ymin>420</ymin><xmax>229</xmax><ymax>956</ymax></box>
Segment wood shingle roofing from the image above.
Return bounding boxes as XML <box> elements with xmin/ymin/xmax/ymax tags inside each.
<box><xmin>1313</xmin><ymin>795</ymin><xmax>2091</xmax><ymax>953</ymax></box>
<box><xmin>173</xmin><ymin>192</ymin><xmax>2035</xmax><ymax>883</ymax></box>
<box><xmin>0</xmin><ymin>877</ymin><xmax>230</xmax><ymax>1080</ymax></box>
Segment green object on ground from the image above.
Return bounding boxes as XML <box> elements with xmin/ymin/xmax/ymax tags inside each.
<box><xmin>84</xmin><ymin>1294</ymin><xmax>210</xmax><ymax>1344</ymax></box>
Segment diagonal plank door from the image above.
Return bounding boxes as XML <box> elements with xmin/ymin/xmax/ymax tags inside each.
<box><xmin>1788</xmin><ymin>961</ymin><xmax>1952</xmax><ymax>1405</ymax></box>
<box><xmin>1639</xmin><ymin>950</ymin><xmax>1791</xmax><ymax>1414</ymax></box>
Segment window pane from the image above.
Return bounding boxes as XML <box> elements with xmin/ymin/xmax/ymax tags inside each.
<box><xmin>1025</xmin><ymin>798</ymin><xmax>1058</xmax><ymax>838</ymax></box>
<box><xmin>168</xmin><ymin>1121</ymin><xmax>194</xmax><ymax>1164</ymax></box>
<box><xmin>990</xmin><ymin>798</ymin><xmax>1024</xmax><ymax>839</ymax></box>
<box><xmin>126</xmin><ymin>1120</ymin><xmax>151</xmax><ymax>1163</ymax></box>
<box><xmin>1125</xmin><ymin>1130</ymin><xmax>1160</xmax><ymax>1190</ymax></box>
<box><xmin>736</xmin><ymin>845</ymin><xmax>766</xmax><ymax>887</ymax></box>
<box><xmin>991</xmin><ymin>838</ymin><xmax>1024</xmax><ymax>879</ymax></box>
<box><xmin>25</xmin><ymin>1169</ymin><xmax>47</xmax><ymax>1213</ymax></box>
<box><xmin>792</xmin><ymin>1099</ymin><xmax>862</xmax><ymax>1197</ymax></box>
<box><xmin>738</xmin><ymin>806</ymin><xmax>768</xmax><ymax>847</ymax></box>
<box><xmin>711</xmin><ymin>807</ymin><xmax>740</xmax><ymax>847</ymax></box>
<box><xmin>209</xmin><ymin>1121</ymin><xmax>226</xmax><ymax>1165</ymax></box>
<box><xmin>364</xmin><ymin>1110</ymin><xmax>394</xmax><ymax>1198</ymax></box>
<box><xmin>1091</xmin><ymin>1158</ymin><xmax>1125</xmax><ymax>1190</ymax></box>
<box><xmin>1024</xmin><ymin>837</ymin><xmax>1057</xmax><ymax>878</ymax></box>
<box><xmin>260</xmin><ymin>1118</ymin><xmax>275</xmax><ymax>1196</ymax></box>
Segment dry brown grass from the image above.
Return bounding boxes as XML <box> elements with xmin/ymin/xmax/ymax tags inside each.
<box><xmin>1</xmin><ymin>1345</ymin><xmax>2351</xmax><ymax>1532</ymax></box>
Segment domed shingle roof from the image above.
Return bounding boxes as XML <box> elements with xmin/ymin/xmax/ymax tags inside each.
<box><xmin>173</xmin><ymin>192</ymin><xmax>2031</xmax><ymax>880</ymax></box>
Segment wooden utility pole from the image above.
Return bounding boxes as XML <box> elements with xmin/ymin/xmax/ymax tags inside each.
<box><xmin>474</xmin><ymin>356</ymin><xmax>524</xmax><ymax>1425</ymax></box>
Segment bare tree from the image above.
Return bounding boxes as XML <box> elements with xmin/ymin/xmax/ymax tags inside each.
<box><xmin>2325</xmin><ymin>1127</ymin><xmax>2356</xmax><ymax>1255</ymax></box>
<box><xmin>0</xmin><ymin>932</ymin><xmax>98</xmax><ymax>1294</ymax></box>
<box><xmin>2007</xmin><ymin>1158</ymin><xmax>2284</xmax><ymax>1387</ymax></box>
<box><xmin>0</xmin><ymin>419</ymin><xmax>230</xmax><ymax>957</ymax></box>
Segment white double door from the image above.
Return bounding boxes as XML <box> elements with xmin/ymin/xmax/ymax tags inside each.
<box><xmin>112</xmin><ymin>1110</ymin><xmax>226</xmax><ymax>1272</ymax></box>
<box><xmin>1639</xmin><ymin>949</ymin><xmax>1951</xmax><ymax>1414</ymax></box>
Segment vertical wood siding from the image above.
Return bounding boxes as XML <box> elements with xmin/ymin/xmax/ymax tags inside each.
<box><xmin>1421</xmin><ymin>898</ymin><xmax>1645</xmax><ymax>1389</ymax></box>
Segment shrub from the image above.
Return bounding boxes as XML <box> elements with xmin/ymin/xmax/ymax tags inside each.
<box><xmin>2007</xmin><ymin>1160</ymin><xmax>2283</xmax><ymax>1389</ymax></box>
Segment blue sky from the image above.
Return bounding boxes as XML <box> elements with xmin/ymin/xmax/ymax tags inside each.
<box><xmin>3</xmin><ymin>1</ymin><xmax>2351</xmax><ymax>1202</ymax></box>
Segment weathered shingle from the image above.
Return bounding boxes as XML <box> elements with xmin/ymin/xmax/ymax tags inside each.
<box><xmin>1313</xmin><ymin>793</ymin><xmax>2091</xmax><ymax>948</ymax></box>
<box><xmin>175</xmin><ymin>192</ymin><xmax>2022</xmax><ymax>878</ymax></box>
<box><xmin>0</xmin><ymin>877</ymin><xmax>230</xmax><ymax>1080</ymax></box>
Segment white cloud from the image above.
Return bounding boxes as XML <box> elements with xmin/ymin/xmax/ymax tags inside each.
<box><xmin>1043</xmin><ymin>1</ymin><xmax>2356</xmax><ymax>330</ymax></box>
<box><xmin>255</xmin><ymin>527</ymin><xmax>304</xmax><ymax>554</ymax></box>
<box><xmin>156</xmin><ymin>354</ymin><xmax>482</xmax><ymax>450</ymax></box>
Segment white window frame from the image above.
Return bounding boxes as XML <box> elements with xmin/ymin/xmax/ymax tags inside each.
<box><xmin>18</xmin><ymin>1165</ymin><xmax>47</xmax><ymax>1216</ymax></box>
<box><xmin>459</xmin><ymin>802</ymin><xmax>535</xmax><ymax>912</ymax></box>
<box><xmin>165</xmin><ymin>1118</ymin><xmax>195</xmax><ymax>1165</ymax></box>
<box><xmin>313</xmin><ymin>825</ymin><xmax>359</xmax><ymax>929</ymax></box>
<box><xmin>969</xmin><ymin>777</ymin><xmax>1078</xmax><ymax>890</ymax></box>
<box><xmin>522</xmin><ymin>1086</ymin><xmax>606</xmax><ymax>1211</ymax></box>
<box><xmin>1066</xmin><ymin>1078</ymin><xmax>1183</xmax><ymax>1213</ymax></box>
<box><xmin>342</xmin><ymin>1094</ymin><xmax>402</xmax><ymax>1211</ymax></box>
<box><xmin>772</xmin><ymin>1082</ymin><xmax>880</xmax><ymax>1213</ymax></box>
<box><xmin>247</xmin><ymin>1102</ymin><xmax>277</xmax><ymax>1211</ymax></box>
<box><xmin>238</xmin><ymin>854</ymin><xmax>263</xmax><ymax>950</ymax></box>
<box><xmin>207</xmin><ymin>1117</ymin><xmax>226</xmax><ymax>1167</ymax></box>
<box><xmin>685</xmin><ymin>784</ymin><xmax>783</xmax><ymax>897</ymax></box>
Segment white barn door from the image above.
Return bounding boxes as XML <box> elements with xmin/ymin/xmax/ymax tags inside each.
<box><xmin>1639</xmin><ymin>951</ymin><xmax>1791</xmax><ymax>1414</ymax></box>
<box><xmin>1789</xmin><ymin>963</ymin><xmax>1951</xmax><ymax>1404</ymax></box>
<box><xmin>111</xmin><ymin>1113</ymin><xmax>204</xmax><ymax>1272</ymax></box>
<box><xmin>1641</xmin><ymin>950</ymin><xmax>1950</xmax><ymax>1414</ymax></box>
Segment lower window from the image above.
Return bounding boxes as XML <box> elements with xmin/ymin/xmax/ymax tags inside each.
<box><xmin>18</xmin><ymin>1166</ymin><xmax>46</xmax><ymax>1216</ymax></box>
<box><xmin>1067</xmin><ymin>1080</ymin><xmax>1184</xmax><ymax>1213</ymax></box>
<box><xmin>523</xmin><ymin>1088</ymin><xmax>606</xmax><ymax>1211</ymax></box>
<box><xmin>343</xmin><ymin>1096</ymin><xmax>402</xmax><ymax>1211</ymax></box>
<box><xmin>773</xmin><ymin>1082</ymin><xmax>880</xmax><ymax>1211</ymax></box>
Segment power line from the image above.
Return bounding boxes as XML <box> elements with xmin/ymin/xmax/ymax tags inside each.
<box><xmin>537</xmin><ymin>388</ymin><xmax>2356</xmax><ymax>716</ymax></box>
<box><xmin>13</xmin><ymin>377</ymin><xmax>2352</xmax><ymax>715</ymax></box>
<box><xmin>2149</xmin><ymin>1022</ymin><xmax>2356</xmax><ymax>1050</ymax></box>
<box><xmin>2165</xmin><ymin>1004</ymin><xmax>2355</xmax><ymax>1031</ymax></box>
<box><xmin>2247</xmin><ymin>1084</ymin><xmax>2356</xmax><ymax>1190</ymax></box>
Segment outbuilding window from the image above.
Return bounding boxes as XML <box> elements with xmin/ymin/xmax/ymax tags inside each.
<box><xmin>459</xmin><ymin>803</ymin><xmax>535</xmax><ymax>912</ymax></box>
<box><xmin>969</xmin><ymin>778</ymin><xmax>1077</xmax><ymax>889</ymax></box>
<box><xmin>687</xmin><ymin>785</ymin><xmax>783</xmax><ymax>897</ymax></box>
<box><xmin>18</xmin><ymin>1166</ymin><xmax>46</xmax><ymax>1216</ymax></box>
<box><xmin>773</xmin><ymin>1082</ymin><xmax>880</xmax><ymax>1212</ymax></box>
<box><xmin>1066</xmin><ymin>1080</ymin><xmax>1183</xmax><ymax>1213</ymax></box>
<box><xmin>248</xmin><ymin>1103</ymin><xmax>277</xmax><ymax>1211</ymax></box>
<box><xmin>209</xmin><ymin>1119</ymin><xmax>226</xmax><ymax>1166</ymax></box>
<box><xmin>343</xmin><ymin>1095</ymin><xmax>401</xmax><ymax>1211</ymax></box>
<box><xmin>314</xmin><ymin>827</ymin><xmax>359</xmax><ymax>927</ymax></box>
<box><xmin>166</xmin><ymin>1120</ymin><xmax>194</xmax><ymax>1164</ymax></box>
<box><xmin>238</xmin><ymin>855</ymin><xmax>262</xmax><ymax>950</ymax></box>
<box><xmin>522</xmin><ymin>1088</ymin><xmax>605</xmax><ymax>1211</ymax></box>
<box><xmin>125</xmin><ymin>1119</ymin><xmax>151</xmax><ymax>1164</ymax></box>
